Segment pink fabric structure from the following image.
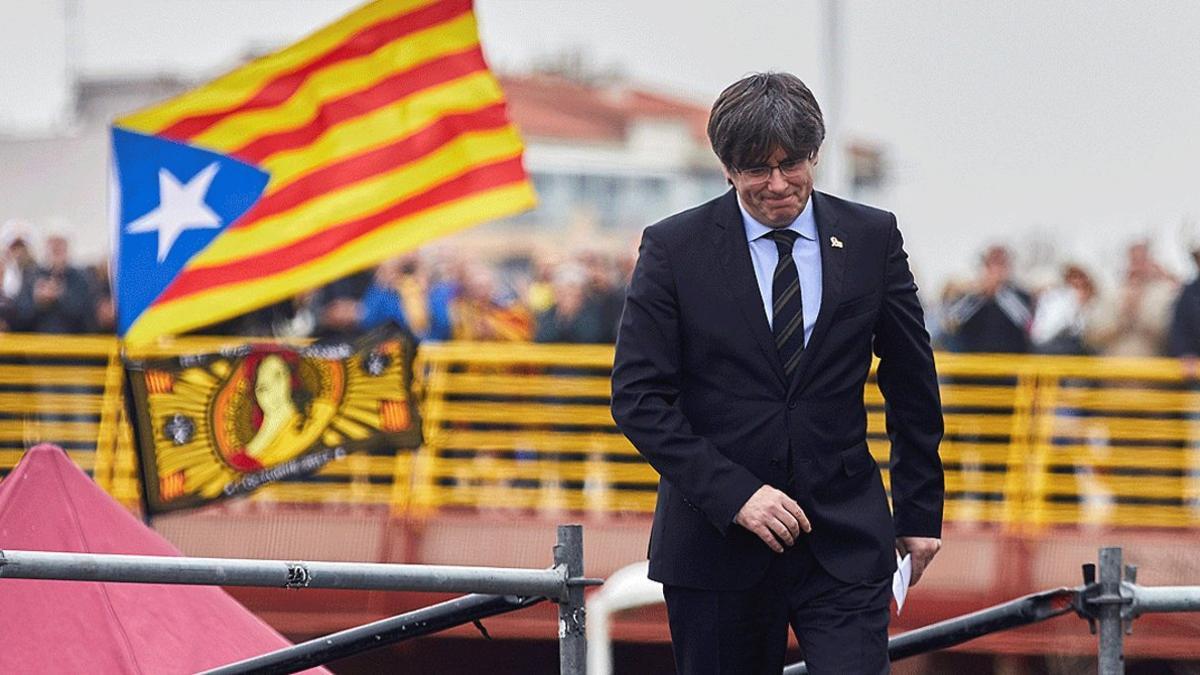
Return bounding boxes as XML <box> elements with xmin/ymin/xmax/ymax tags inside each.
<box><xmin>0</xmin><ymin>444</ymin><xmax>328</xmax><ymax>674</ymax></box>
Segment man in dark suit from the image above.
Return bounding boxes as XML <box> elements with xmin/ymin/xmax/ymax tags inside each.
<box><xmin>611</xmin><ymin>73</ymin><xmax>944</xmax><ymax>674</ymax></box>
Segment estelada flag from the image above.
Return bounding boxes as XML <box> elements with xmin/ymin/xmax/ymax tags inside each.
<box><xmin>111</xmin><ymin>0</ymin><xmax>536</xmax><ymax>344</ymax></box>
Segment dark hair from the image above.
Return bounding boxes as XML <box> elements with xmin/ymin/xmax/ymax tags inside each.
<box><xmin>707</xmin><ymin>72</ymin><xmax>825</xmax><ymax>170</ymax></box>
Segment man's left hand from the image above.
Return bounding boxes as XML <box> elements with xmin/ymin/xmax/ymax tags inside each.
<box><xmin>895</xmin><ymin>536</ymin><xmax>941</xmax><ymax>587</ymax></box>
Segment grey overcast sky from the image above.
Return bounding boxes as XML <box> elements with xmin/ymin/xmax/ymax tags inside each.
<box><xmin>66</xmin><ymin>1</ymin><xmax>1200</xmax><ymax>289</ymax></box>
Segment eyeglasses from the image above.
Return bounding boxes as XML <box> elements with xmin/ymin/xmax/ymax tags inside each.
<box><xmin>734</xmin><ymin>154</ymin><xmax>814</xmax><ymax>182</ymax></box>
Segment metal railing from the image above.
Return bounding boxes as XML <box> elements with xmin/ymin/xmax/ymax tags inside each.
<box><xmin>0</xmin><ymin>524</ymin><xmax>599</xmax><ymax>675</ymax></box>
<box><xmin>5</xmin><ymin>335</ymin><xmax>1200</xmax><ymax>531</ymax></box>
<box><xmin>781</xmin><ymin>546</ymin><xmax>1200</xmax><ymax>675</ymax></box>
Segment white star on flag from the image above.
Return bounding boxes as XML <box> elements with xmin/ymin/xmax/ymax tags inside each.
<box><xmin>126</xmin><ymin>163</ymin><xmax>223</xmax><ymax>262</ymax></box>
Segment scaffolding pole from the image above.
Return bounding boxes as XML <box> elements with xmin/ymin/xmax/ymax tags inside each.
<box><xmin>199</xmin><ymin>593</ymin><xmax>543</xmax><ymax>675</ymax></box>
<box><xmin>0</xmin><ymin>549</ymin><xmax>567</xmax><ymax>600</ymax></box>
<box><xmin>555</xmin><ymin>524</ymin><xmax>587</xmax><ymax>675</ymax></box>
<box><xmin>1128</xmin><ymin>584</ymin><xmax>1200</xmax><ymax>615</ymax></box>
<box><xmin>1095</xmin><ymin>547</ymin><xmax>1126</xmax><ymax>675</ymax></box>
<box><xmin>783</xmin><ymin>587</ymin><xmax>1076</xmax><ymax>675</ymax></box>
<box><xmin>785</xmin><ymin>546</ymin><xmax>1200</xmax><ymax>673</ymax></box>
<box><xmin>1</xmin><ymin>525</ymin><xmax>598</xmax><ymax>674</ymax></box>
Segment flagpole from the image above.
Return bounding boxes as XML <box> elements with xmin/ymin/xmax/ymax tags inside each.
<box><xmin>820</xmin><ymin>0</ymin><xmax>848</xmax><ymax>198</ymax></box>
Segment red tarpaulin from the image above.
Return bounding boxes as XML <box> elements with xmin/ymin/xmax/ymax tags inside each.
<box><xmin>0</xmin><ymin>444</ymin><xmax>329</xmax><ymax>674</ymax></box>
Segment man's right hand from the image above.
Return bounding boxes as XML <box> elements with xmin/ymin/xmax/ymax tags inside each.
<box><xmin>733</xmin><ymin>485</ymin><xmax>811</xmax><ymax>553</ymax></box>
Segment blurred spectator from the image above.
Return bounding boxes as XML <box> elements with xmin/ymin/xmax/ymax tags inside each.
<box><xmin>0</xmin><ymin>228</ymin><xmax>37</xmax><ymax>330</ymax></box>
<box><xmin>942</xmin><ymin>245</ymin><xmax>1034</xmax><ymax>353</ymax></box>
<box><xmin>580</xmin><ymin>250</ymin><xmax>623</xmax><ymax>342</ymax></box>
<box><xmin>86</xmin><ymin>261</ymin><xmax>116</xmax><ymax>333</ymax></box>
<box><xmin>14</xmin><ymin>235</ymin><xmax>94</xmax><ymax>333</ymax></box>
<box><xmin>534</xmin><ymin>264</ymin><xmax>609</xmax><ymax>343</ymax></box>
<box><xmin>271</xmin><ymin>292</ymin><xmax>317</xmax><ymax>339</ymax></box>
<box><xmin>615</xmin><ymin>243</ymin><xmax>637</xmax><ymax>290</ymax></box>
<box><xmin>928</xmin><ymin>280</ymin><xmax>966</xmax><ymax>351</ymax></box>
<box><xmin>311</xmin><ymin>270</ymin><xmax>374</xmax><ymax>341</ymax></box>
<box><xmin>0</xmin><ymin>262</ymin><xmax>14</xmax><ymax>330</ymax></box>
<box><xmin>1</xmin><ymin>224</ymin><xmax>36</xmax><ymax>300</ymax></box>
<box><xmin>1085</xmin><ymin>241</ymin><xmax>1178</xmax><ymax>357</ymax></box>
<box><xmin>360</xmin><ymin>254</ymin><xmax>432</xmax><ymax>339</ymax></box>
<box><xmin>450</xmin><ymin>264</ymin><xmax>532</xmax><ymax>341</ymax></box>
<box><xmin>1030</xmin><ymin>264</ymin><xmax>1098</xmax><ymax>355</ymax></box>
<box><xmin>1168</xmin><ymin>246</ymin><xmax>1200</xmax><ymax>372</ymax></box>
<box><xmin>525</xmin><ymin>253</ymin><xmax>559</xmax><ymax>317</ymax></box>
<box><xmin>424</xmin><ymin>251</ymin><xmax>464</xmax><ymax>341</ymax></box>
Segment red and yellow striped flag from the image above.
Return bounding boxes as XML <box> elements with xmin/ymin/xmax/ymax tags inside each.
<box><xmin>112</xmin><ymin>0</ymin><xmax>535</xmax><ymax>344</ymax></box>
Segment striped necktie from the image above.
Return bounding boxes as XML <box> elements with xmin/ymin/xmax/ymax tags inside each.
<box><xmin>767</xmin><ymin>229</ymin><xmax>805</xmax><ymax>376</ymax></box>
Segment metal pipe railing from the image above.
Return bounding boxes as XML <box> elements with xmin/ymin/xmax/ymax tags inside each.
<box><xmin>785</xmin><ymin>546</ymin><xmax>1200</xmax><ymax>675</ymax></box>
<box><xmin>0</xmin><ymin>550</ymin><xmax>567</xmax><ymax>600</ymax></box>
<box><xmin>198</xmin><ymin>593</ymin><xmax>544</xmax><ymax>675</ymax></box>
<box><xmin>782</xmin><ymin>587</ymin><xmax>1076</xmax><ymax>675</ymax></box>
<box><xmin>0</xmin><ymin>524</ymin><xmax>599</xmax><ymax>674</ymax></box>
<box><xmin>1128</xmin><ymin>584</ymin><xmax>1200</xmax><ymax>615</ymax></box>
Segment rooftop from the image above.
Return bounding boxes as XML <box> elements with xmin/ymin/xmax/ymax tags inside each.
<box><xmin>498</xmin><ymin>74</ymin><xmax>710</xmax><ymax>144</ymax></box>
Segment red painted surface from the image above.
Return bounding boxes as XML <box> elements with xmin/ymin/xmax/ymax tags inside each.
<box><xmin>0</xmin><ymin>445</ymin><xmax>329</xmax><ymax>674</ymax></box>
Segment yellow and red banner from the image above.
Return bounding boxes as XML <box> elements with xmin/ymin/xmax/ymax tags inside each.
<box><xmin>112</xmin><ymin>0</ymin><xmax>536</xmax><ymax>344</ymax></box>
<box><xmin>126</xmin><ymin>329</ymin><xmax>422</xmax><ymax>513</ymax></box>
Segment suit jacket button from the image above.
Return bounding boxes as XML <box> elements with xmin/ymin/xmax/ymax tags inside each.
<box><xmin>788</xmin><ymin>401</ymin><xmax>798</xmax><ymax>410</ymax></box>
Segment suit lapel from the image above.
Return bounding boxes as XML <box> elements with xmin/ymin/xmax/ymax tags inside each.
<box><xmin>712</xmin><ymin>190</ymin><xmax>788</xmax><ymax>390</ymax></box>
<box><xmin>789</xmin><ymin>192</ymin><xmax>846</xmax><ymax>397</ymax></box>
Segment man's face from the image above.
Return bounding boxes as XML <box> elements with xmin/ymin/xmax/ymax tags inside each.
<box><xmin>1127</xmin><ymin>243</ymin><xmax>1152</xmax><ymax>276</ymax></box>
<box><xmin>983</xmin><ymin>248</ymin><xmax>1010</xmax><ymax>277</ymax></box>
<box><xmin>46</xmin><ymin>237</ymin><xmax>69</xmax><ymax>270</ymax></box>
<box><xmin>8</xmin><ymin>240</ymin><xmax>30</xmax><ymax>265</ymax></box>
<box><xmin>723</xmin><ymin>147</ymin><xmax>818</xmax><ymax>228</ymax></box>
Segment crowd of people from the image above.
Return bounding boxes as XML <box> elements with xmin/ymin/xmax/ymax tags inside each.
<box><xmin>934</xmin><ymin>241</ymin><xmax>1200</xmax><ymax>362</ymax></box>
<box><xmin>214</xmin><ymin>246</ymin><xmax>636</xmax><ymax>344</ymax></box>
<box><xmin>0</xmin><ymin>224</ymin><xmax>634</xmax><ymax>345</ymax></box>
<box><xmin>0</xmin><ymin>233</ymin><xmax>113</xmax><ymax>334</ymax></box>
<box><xmin>9</xmin><ymin>222</ymin><xmax>1200</xmax><ymax>363</ymax></box>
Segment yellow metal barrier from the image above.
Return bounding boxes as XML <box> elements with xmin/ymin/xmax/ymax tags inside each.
<box><xmin>0</xmin><ymin>334</ymin><xmax>115</xmax><ymax>488</ymax></box>
<box><xmin>413</xmin><ymin>342</ymin><xmax>644</xmax><ymax>514</ymax></box>
<box><xmin>1</xmin><ymin>335</ymin><xmax>1199</xmax><ymax>530</ymax></box>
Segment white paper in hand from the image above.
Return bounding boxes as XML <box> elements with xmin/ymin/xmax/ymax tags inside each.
<box><xmin>892</xmin><ymin>552</ymin><xmax>913</xmax><ymax>614</ymax></box>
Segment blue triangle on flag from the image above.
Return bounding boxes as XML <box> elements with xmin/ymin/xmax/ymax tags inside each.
<box><xmin>112</xmin><ymin>127</ymin><xmax>270</xmax><ymax>336</ymax></box>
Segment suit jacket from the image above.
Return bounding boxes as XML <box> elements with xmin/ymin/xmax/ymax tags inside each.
<box><xmin>611</xmin><ymin>189</ymin><xmax>944</xmax><ymax>591</ymax></box>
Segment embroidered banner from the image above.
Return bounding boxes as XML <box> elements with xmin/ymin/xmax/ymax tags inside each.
<box><xmin>127</xmin><ymin>330</ymin><xmax>421</xmax><ymax>513</ymax></box>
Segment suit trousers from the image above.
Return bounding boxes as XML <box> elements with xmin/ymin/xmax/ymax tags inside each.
<box><xmin>662</xmin><ymin>537</ymin><xmax>891</xmax><ymax>675</ymax></box>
